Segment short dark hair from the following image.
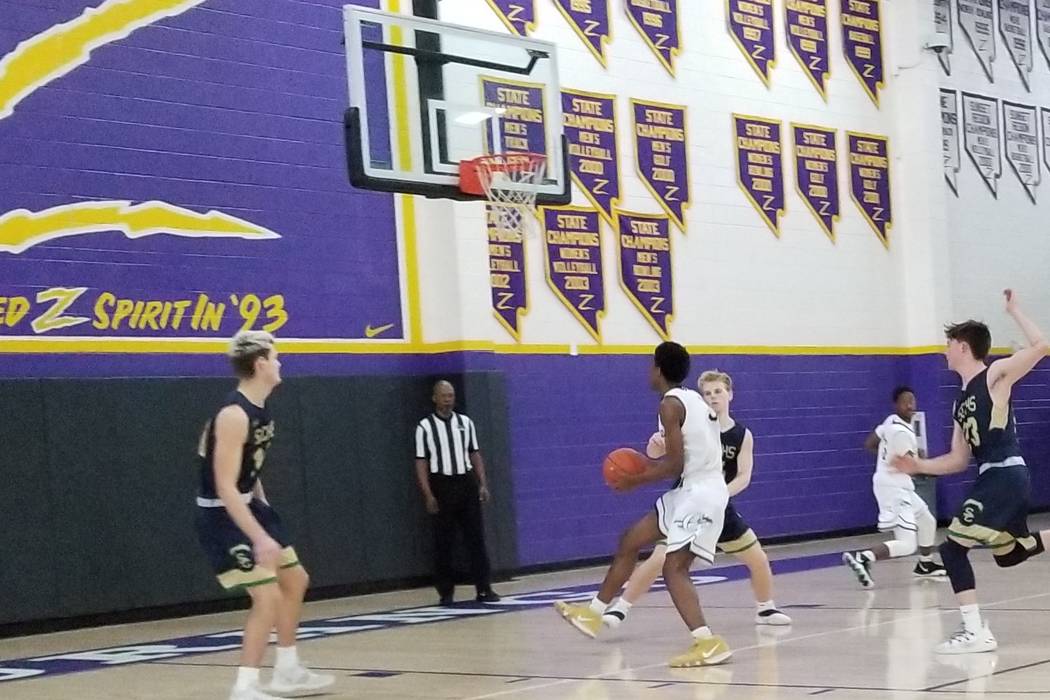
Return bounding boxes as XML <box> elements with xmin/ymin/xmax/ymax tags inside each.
<box><xmin>892</xmin><ymin>385</ymin><xmax>915</xmax><ymax>403</ymax></box>
<box><xmin>654</xmin><ymin>341</ymin><xmax>690</xmax><ymax>384</ymax></box>
<box><xmin>945</xmin><ymin>320</ymin><xmax>992</xmax><ymax>360</ymax></box>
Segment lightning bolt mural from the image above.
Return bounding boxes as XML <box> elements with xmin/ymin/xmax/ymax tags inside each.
<box><xmin>0</xmin><ymin>201</ymin><xmax>280</xmax><ymax>254</ymax></box>
<box><xmin>0</xmin><ymin>0</ymin><xmax>208</xmax><ymax>120</ymax></box>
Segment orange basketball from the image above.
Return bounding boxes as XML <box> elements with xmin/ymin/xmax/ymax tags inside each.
<box><xmin>603</xmin><ymin>447</ymin><xmax>647</xmax><ymax>489</ymax></box>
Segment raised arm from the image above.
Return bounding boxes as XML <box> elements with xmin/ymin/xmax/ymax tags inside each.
<box><xmin>989</xmin><ymin>289</ymin><xmax>1049</xmax><ymax>389</ymax></box>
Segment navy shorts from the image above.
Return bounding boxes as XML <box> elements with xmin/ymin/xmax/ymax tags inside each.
<box><xmin>717</xmin><ymin>501</ymin><xmax>758</xmax><ymax>554</ymax></box>
<box><xmin>195</xmin><ymin>499</ymin><xmax>299</xmax><ymax>590</ymax></box>
<box><xmin>948</xmin><ymin>465</ymin><xmax>1031</xmax><ymax>548</ymax></box>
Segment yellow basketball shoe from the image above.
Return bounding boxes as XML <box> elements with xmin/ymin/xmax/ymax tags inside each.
<box><xmin>554</xmin><ymin>600</ymin><xmax>603</xmax><ymax>639</ymax></box>
<box><xmin>668</xmin><ymin>635</ymin><xmax>732</xmax><ymax>667</ymax></box>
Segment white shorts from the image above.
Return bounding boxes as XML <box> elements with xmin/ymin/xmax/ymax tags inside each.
<box><xmin>873</xmin><ymin>483</ymin><xmax>929</xmax><ymax>533</ymax></box>
<box><xmin>655</xmin><ymin>482</ymin><xmax>728</xmax><ymax>564</ymax></box>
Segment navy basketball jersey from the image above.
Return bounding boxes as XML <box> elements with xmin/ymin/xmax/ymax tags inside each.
<box><xmin>198</xmin><ymin>391</ymin><xmax>276</xmax><ymax>499</ymax></box>
<box><xmin>954</xmin><ymin>368</ymin><xmax>1024</xmax><ymax>466</ymax></box>
<box><xmin>721</xmin><ymin>422</ymin><xmax>747</xmax><ymax>483</ymax></box>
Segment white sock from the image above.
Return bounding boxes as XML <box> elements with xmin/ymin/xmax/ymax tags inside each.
<box><xmin>607</xmin><ymin>599</ymin><xmax>632</xmax><ymax>616</ymax></box>
<box><xmin>235</xmin><ymin>667</ymin><xmax>260</xmax><ymax>690</ymax></box>
<box><xmin>960</xmin><ymin>604</ymin><xmax>982</xmax><ymax>634</ymax></box>
<box><xmin>885</xmin><ymin>541</ymin><xmax>913</xmax><ymax>558</ymax></box>
<box><xmin>690</xmin><ymin>625</ymin><xmax>713</xmax><ymax>639</ymax></box>
<box><xmin>588</xmin><ymin>597</ymin><xmax>607</xmax><ymax>614</ymax></box>
<box><xmin>756</xmin><ymin>600</ymin><xmax>776</xmax><ymax>612</ymax></box>
<box><xmin>275</xmin><ymin>645</ymin><xmax>299</xmax><ymax>672</ymax></box>
<box><xmin>860</xmin><ymin>550</ymin><xmax>876</xmax><ymax>563</ymax></box>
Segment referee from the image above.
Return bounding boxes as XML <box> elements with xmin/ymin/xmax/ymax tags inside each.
<box><xmin>414</xmin><ymin>380</ymin><xmax>501</xmax><ymax>605</ymax></box>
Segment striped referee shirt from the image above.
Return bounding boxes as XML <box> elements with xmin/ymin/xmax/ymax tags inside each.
<box><xmin>415</xmin><ymin>412</ymin><xmax>480</xmax><ymax>476</ymax></box>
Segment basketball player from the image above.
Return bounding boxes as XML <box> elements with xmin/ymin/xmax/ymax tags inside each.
<box><xmin>601</xmin><ymin>370</ymin><xmax>791</xmax><ymax>629</ymax></box>
<box><xmin>554</xmin><ymin>342</ymin><xmax>732</xmax><ymax>667</ymax></box>
<box><xmin>841</xmin><ymin>386</ymin><xmax>947</xmax><ymax>587</ymax></box>
<box><xmin>195</xmin><ymin>331</ymin><xmax>334</xmax><ymax>699</ymax></box>
<box><xmin>895</xmin><ymin>290</ymin><xmax>1050</xmax><ymax>653</ymax></box>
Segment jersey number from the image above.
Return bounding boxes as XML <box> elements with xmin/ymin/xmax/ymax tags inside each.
<box><xmin>962</xmin><ymin>417</ymin><xmax>981</xmax><ymax>449</ymax></box>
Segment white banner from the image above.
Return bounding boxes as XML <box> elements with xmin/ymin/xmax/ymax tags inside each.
<box><xmin>958</xmin><ymin>0</ymin><xmax>996</xmax><ymax>80</ymax></box>
<box><xmin>941</xmin><ymin>90</ymin><xmax>961</xmax><ymax>194</ymax></box>
<box><xmin>962</xmin><ymin>93</ymin><xmax>1001</xmax><ymax>195</ymax></box>
<box><xmin>999</xmin><ymin>0</ymin><xmax>1033</xmax><ymax>89</ymax></box>
<box><xmin>1002</xmin><ymin>102</ymin><xmax>1039</xmax><ymax>200</ymax></box>
<box><xmin>935</xmin><ymin>0</ymin><xmax>953</xmax><ymax>74</ymax></box>
<box><xmin>1037</xmin><ymin>0</ymin><xmax>1050</xmax><ymax>69</ymax></box>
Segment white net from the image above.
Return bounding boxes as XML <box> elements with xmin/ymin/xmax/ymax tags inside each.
<box><xmin>474</xmin><ymin>153</ymin><xmax>547</xmax><ymax>239</ymax></box>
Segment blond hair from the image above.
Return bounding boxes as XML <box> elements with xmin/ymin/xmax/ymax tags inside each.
<box><xmin>228</xmin><ymin>330</ymin><xmax>275</xmax><ymax>377</ymax></box>
<box><xmin>698</xmin><ymin>369</ymin><xmax>733</xmax><ymax>392</ymax></box>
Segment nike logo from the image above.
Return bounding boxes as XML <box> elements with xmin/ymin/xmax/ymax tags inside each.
<box><xmin>701</xmin><ymin>647</ymin><xmax>718</xmax><ymax>659</ymax></box>
<box><xmin>364</xmin><ymin>323</ymin><xmax>394</xmax><ymax>338</ymax></box>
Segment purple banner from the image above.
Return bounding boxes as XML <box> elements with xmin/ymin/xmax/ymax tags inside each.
<box><xmin>553</xmin><ymin>0</ymin><xmax>611</xmax><ymax>66</ymax></box>
<box><xmin>934</xmin><ymin>0</ymin><xmax>954</xmax><ymax>74</ymax></box>
<box><xmin>847</xmin><ymin>132</ymin><xmax>892</xmax><ymax>247</ymax></box>
<box><xmin>942</xmin><ymin>89</ymin><xmax>961</xmax><ymax>195</ymax></box>
<box><xmin>841</xmin><ymin>0</ymin><xmax>885</xmax><ymax>106</ymax></box>
<box><xmin>734</xmin><ymin>115</ymin><xmax>785</xmax><ymax>237</ymax></box>
<box><xmin>792</xmin><ymin>124</ymin><xmax>839</xmax><ymax>241</ymax></box>
<box><xmin>1039</xmin><ymin>1</ymin><xmax>1050</xmax><ymax>69</ymax></box>
<box><xmin>487</xmin><ymin>205</ymin><xmax>528</xmax><ymax>340</ymax></box>
<box><xmin>632</xmin><ymin>99</ymin><xmax>690</xmax><ymax>231</ymax></box>
<box><xmin>481</xmin><ymin>77</ymin><xmax>548</xmax><ymax>155</ymax></box>
<box><xmin>624</xmin><ymin>0</ymin><xmax>681</xmax><ymax>76</ymax></box>
<box><xmin>786</xmin><ymin>0</ymin><xmax>830</xmax><ymax>98</ymax></box>
<box><xmin>1000</xmin><ymin>0</ymin><xmax>1033</xmax><ymax>89</ymax></box>
<box><xmin>1002</xmin><ymin>101</ymin><xmax>1040</xmax><ymax>202</ymax></box>
<box><xmin>485</xmin><ymin>0</ymin><xmax>536</xmax><ymax>36</ymax></box>
<box><xmin>728</xmin><ymin>0</ymin><xmax>776</xmax><ymax>86</ymax></box>
<box><xmin>962</xmin><ymin>92</ymin><xmax>1002</xmax><ymax>196</ymax></box>
<box><xmin>617</xmin><ymin>211</ymin><xmax>673</xmax><ymax>340</ymax></box>
<box><xmin>562</xmin><ymin>89</ymin><xmax>621</xmax><ymax>226</ymax></box>
<box><xmin>1043</xmin><ymin>108</ymin><xmax>1050</xmax><ymax>175</ymax></box>
<box><xmin>958</xmin><ymin>0</ymin><xmax>996</xmax><ymax>81</ymax></box>
<box><xmin>543</xmin><ymin>206</ymin><xmax>605</xmax><ymax>340</ymax></box>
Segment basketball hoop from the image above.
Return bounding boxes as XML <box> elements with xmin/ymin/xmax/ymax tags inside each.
<box><xmin>460</xmin><ymin>152</ymin><xmax>547</xmax><ymax>239</ymax></box>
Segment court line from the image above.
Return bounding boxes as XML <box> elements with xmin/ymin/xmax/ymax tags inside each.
<box><xmin>461</xmin><ymin>590</ymin><xmax>1050</xmax><ymax>699</ymax></box>
<box><xmin>924</xmin><ymin>657</ymin><xmax>1050</xmax><ymax>692</ymax></box>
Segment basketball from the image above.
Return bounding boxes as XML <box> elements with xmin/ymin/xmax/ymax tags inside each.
<box><xmin>603</xmin><ymin>447</ymin><xmax>647</xmax><ymax>489</ymax></box>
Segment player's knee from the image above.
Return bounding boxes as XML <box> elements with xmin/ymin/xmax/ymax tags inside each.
<box><xmin>281</xmin><ymin>565</ymin><xmax>310</xmax><ymax>591</ymax></box>
<box><xmin>993</xmin><ymin>536</ymin><xmax>1045</xmax><ymax>568</ymax></box>
<box><xmin>248</xmin><ymin>582</ymin><xmax>283</xmax><ymax>611</ymax></box>
<box><xmin>939</xmin><ymin>538</ymin><xmax>976</xmax><ymax>593</ymax></box>
<box><xmin>662</xmin><ymin>551</ymin><xmax>691</xmax><ymax>577</ymax></box>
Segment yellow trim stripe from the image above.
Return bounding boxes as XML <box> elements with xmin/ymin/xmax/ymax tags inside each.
<box><xmin>0</xmin><ymin>338</ymin><xmax>973</xmax><ymax>356</ymax></box>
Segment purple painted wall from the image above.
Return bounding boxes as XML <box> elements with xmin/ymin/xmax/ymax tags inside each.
<box><xmin>0</xmin><ymin>0</ymin><xmax>401</xmax><ymax>340</ymax></box>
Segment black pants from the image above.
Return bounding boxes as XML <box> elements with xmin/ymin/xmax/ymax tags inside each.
<box><xmin>430</xmin><ymin>474</ymin><xmax>491</xmax><ymax>597</ymax></box>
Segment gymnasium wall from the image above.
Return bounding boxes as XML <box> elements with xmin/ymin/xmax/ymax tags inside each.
<box><xmin>0</xmin><ymin>0</ymin><xmax>1048</xmax><ymax>609</ymax></box>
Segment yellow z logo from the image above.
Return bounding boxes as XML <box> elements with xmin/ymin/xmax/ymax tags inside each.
<box><xmin>655</xmin><ymin>34</ymin><xmax>669</xmax><ymax>49</ymax></box>
<box><xmin>809</xmin><ymin>56</ymin><xmax>822</xmax><ymax>70</ymax></box>
<box><xmin>664</xmin><ymin>185</ymin><xmax>679</xmax><ymax>202</ymax></box>
<box><xmin>508</xmin><ymin>5</ymin><xmax>524</xmax><ymax>22</ymax></box>
<box><xmin>872</xmin><ymin>207</ymin><xmax>884</xmax><ymax>222</ymax></box>
<box><xmin>650</xmin><ymin>297</ymin><xmax>664</xmax><ymax>314</ymax></box>
<box><xmin>762</xmin><ymin>195</ymin><xmax>776</xmax><ymax>211</ymax></box>
<box><xmin>33</xmin><ymin>287</ymin><xmax>90</xmax><ymax>333</ymax></box>
<box><xmin>752</xmin><ymin>45</ymin><xmax>766</xmax><ymax>59</ymax></box>
<box><xmin>863</xmin><ymin>64</ymin><xmax>875</xmax><ymax>78</ymax></box>
<box><xmin>496</xmin><ymin>292</ymin><xmax>516</xmax><ymax>311</ymax></box>
<box><xmin>579</xmin><ymin>294</ymin><xmax>594</xmax><ymax>311</ymax></box>
<box><xmin>593</xmin><ymin>178</ymin><xmax>608</xmax><ymax>195</ymax></box>
<box><xmin>818</xmin><ymin>202</ymin><xmax>832</xmax><ymax>217</ymax></box>
<box><xmin>583</xmin><ymin>20</ymin><xmax>601</xmax><ymax>37</ymax></box>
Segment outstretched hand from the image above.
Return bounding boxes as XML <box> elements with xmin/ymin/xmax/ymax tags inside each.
<box><xmin>1004</xmin><ymin>288</ymin><xmax>1018</xmax><ymax>314</ymax></box>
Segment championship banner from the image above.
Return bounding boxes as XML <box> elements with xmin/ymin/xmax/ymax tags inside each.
<box><xmin>616</xmin><ymin>210</ymin><xmax>673</xmax><ymax>340</ymax></box>
<box><xmin>632</xmin><ymin>99</ymin><xmax>690</xmax><ymax>231</ymax></box>
<box><xmin>934</xmin><ymin>0</ymin><xmax>954</xmax><ymax>75</ymax></box>
<box><xmin>841</xmin><ymin>0</ymin><xmax>885</xmax><ymax>106</ymax></box>
<box><xmin>562</xmin><ymin>88</ymin><xmax>621</xmax><ymax>226</ymax></box>
<box><xmin>1002</xmin><ymin>101</ymin><xmax>1040</xmax><ymax>201</ymax></box>
<box><xmin>487</xmin><ymin>205</ymin><xmax>528</xmax><ymax>340</ymax></box>
<box><xmin>485</xmin><ymin>0</ymin><xmax>536</xmax><ymax>36</ymax></box>
<box><xmin>962</xmin><ymin>92</ymin><xmax>1002</xmax><ymax>196</ymax></box>
<box><xmin>728</xmin><ymin>0</ymin><xmax>776</xmax><ymax>86</ymax></box>
<box><xmin>958</xmin><ymin>0</ymin><xmax>995</xmax><ymax>81</ymax></box>
<box><xmin>786</xmin><ymin>0</ymin><xmax>830</xmax><ymax>98</ymax></box>
<box><xmin>624</xmin><ymin>0</ymin><xmax>681</xmax><ymax>76</ymax></box>
<box><xmin>792</xmin><ymin>123</ymin><xmax>839</xmax><ymax>241</ymax></box>
<box><xmin>733</xmin><ymin>114</ymin><xmax>785</xmax><ymax>237</ymax></box>
<box><xmin>941</xmin><ymin>89</ymin><xmax>961</xmax><ymax>195</ymax></box>
<box><xmin>846</xmin><ymin>132</ymin><xmax>892</xmax><ymax>247</ymax></box>
<box><xmin>553</xmin><ymin>0</ymin><xmax>611</xmax><ymax>66</ymax></box>
<box><xmin>1038</xmin><ymin>1</ymin><xmax>1050</xmax><ymax>69</ymax></box>
<box><xmin>481</xmin><ymin>76</ymin><xmax>547</xmax><ymax>156</ymax></box>
<box><xmin>999</xmin><ymin>0</ymin><xmax>1033</xmax><ymax>90</ymax></box>
<box><xmin>1043</xmin><ymin>108</ymin><xmax>1050</xmax><ymax>174</ymax></box>
<box><xmin>542</xmin><ymin>206</ymin><xmax>605</xmax><ymax>341</ymax></box>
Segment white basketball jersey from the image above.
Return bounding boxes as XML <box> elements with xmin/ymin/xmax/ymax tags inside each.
<box><xmin>660</xmin><ymin>387</ymin><xmax>723</xmax><ymax>487</ymax></box>
<box><xmin>873</xmin><ymin>413</ymin><xmax>918</xmax><ymax>489</ymax></box>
